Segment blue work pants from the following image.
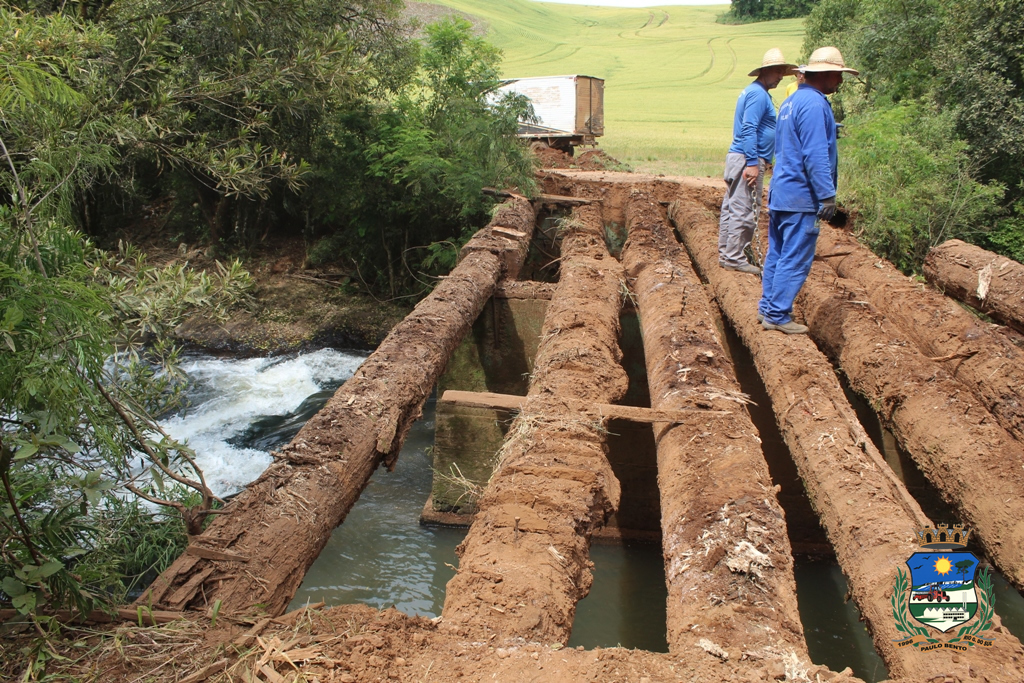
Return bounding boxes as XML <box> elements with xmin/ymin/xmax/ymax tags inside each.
<box><xmin>758</xmin><ymin>210</ymin><xmax>819</xmax><ymax>325</ymax></box>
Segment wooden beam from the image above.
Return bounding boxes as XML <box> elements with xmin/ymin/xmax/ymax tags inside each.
<box><xmin>483</xmin><ymin>187</ymin><xmax>596</xmax><ymax>206</ymax></box>
<box><xmin>440</xmin><ymin>390</ymin><xmax>728</xmax><ymax>423</ymax></box>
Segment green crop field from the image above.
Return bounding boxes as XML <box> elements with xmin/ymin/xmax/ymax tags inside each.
<box><xmin>429</xmin><ymin>0</ymin><xmax>805</xmax><ymax>176</ymax></box>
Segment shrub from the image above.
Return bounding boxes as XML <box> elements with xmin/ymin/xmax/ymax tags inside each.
<box><xmin>838</xmin><ymin>104</ymin><xmax>1003</xmax><ymax>272</ymax></box>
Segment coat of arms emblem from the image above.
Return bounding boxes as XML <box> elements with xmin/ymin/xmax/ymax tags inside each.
<box><xmin>892</xmin><ymin>525</ymin><xmax>996</xmax><ymax>652</ymax></box>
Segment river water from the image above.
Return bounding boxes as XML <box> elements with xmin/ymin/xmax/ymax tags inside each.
<box><xmin>164</xmin><ymin>349</ymin><xmax>1024</xmax><ymax>679</ymax></box>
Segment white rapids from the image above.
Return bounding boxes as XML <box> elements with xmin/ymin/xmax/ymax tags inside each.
<box><xmin>159</xmin><ymin>349</ymin><xmax>367</xmax><ymax>496</ymax></box>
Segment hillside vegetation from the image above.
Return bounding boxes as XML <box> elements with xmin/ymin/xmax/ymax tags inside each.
<box><xmin>433</xmin><ymin>0</ymin><xmax>804</xmax><ymax>176</ymax></box>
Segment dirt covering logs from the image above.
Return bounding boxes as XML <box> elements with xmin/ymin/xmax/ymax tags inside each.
<box><xmin>668</xmin><ymin>197</ymin><xmax>1024</xmax><ymax>681</ymax></box>
<box><xmin>817</xmin><ymin>225</ymin><xmax>1024</xmax><ymax>446</ymax></box>
<box><xmin>441</xmin><ymin>199</ymin><xmax>628</xmax><ymax>645</ymax></box>
<box><xmin>622</xmin><ymin>192</ymin><xmax>820</xmax><ymax>676</ymax></box>
<box><xmin>138</xmin><ymin>199</ymin><xmax>536</xmax><ymax>617</ymax></box>
<box><xmin>797</xmin><ymin>262</ymin><xmax>1024</xmax><ymax>590</ymax></box>
<box><xmin>924</xmin><ymin>239</ymin><xmax>1024</xmax><ymax>336</ymax></box>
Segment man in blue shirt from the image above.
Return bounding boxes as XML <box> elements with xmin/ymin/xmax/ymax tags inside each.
<box><xmin>759</xmin><ymin>47</ymin><xmax>859</xmax><ymax>334</ymax></box>
<box><xmin>719</xmin><ymin>48</ymin><xmax>796</xmax><ymax>275</ymax></box>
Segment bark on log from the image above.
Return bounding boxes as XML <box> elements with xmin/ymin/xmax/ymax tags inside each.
<box><xmin>623</xmin><ymin>192</ymin><xmax>814</xmax><ymax>672</ymax></box>
<box><xmin>441</xmin><ymin>198</ymin><xmax>627</xmax><ymax>644</ymax></box>
<box><xmin>138</xmin><ymin>199</ymin><xmax>536</xmax><ymax>617</ymax></box>
<box><xmin>817</xmin><ymin>225</ymin><xmax>1024</xmax><ymax>445</ymax></box>
<box><xmin>924</xmin><ymin>239</ymin><xmax>1024</xmax><ymax>335</ymax></box>
<box><xmin>670</xmin><ymin>198</ymin><xmax>1024</xmax><ymax>681</ymax></box>
<box><xmin>798</xmin><ymin>262</ymin><xmax>1024</xmax><ymax>589</ymax></box>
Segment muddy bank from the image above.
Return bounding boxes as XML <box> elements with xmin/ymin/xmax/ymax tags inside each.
<box><xmin>3</xmin><ymin>603</ymin><xmax>867</xmax><ymax>683</ymax></box>
<box><xmin>623</xmin><ymin>192</ymin><xmax>811</xmax><ymax>670</ymax></box>
<box><xmin>924</xmin><ymin>239</ymin><xmax>1024</xmax><ymax>335</ymax></box>
<box><xmin>817</xmin><ymin>225</ymin><xmax>1024</xmax><ymax>445</ymax></box>
<box><xmin>797</xmin><ymin>262</ymin><xmax>1024</xmax><ymax>589</ymax></box>
<box><xmin>173</xmin><ymin>272</ymin><xmax>407</xmax><ymax>355</ymax></box>
<box><xmin>441</xmin><ymin>199</ymin><xmax>627</xmax><ymax>644</ymax></box>
<box><xmin>140</xmin><ymin>199</ymin><xmax>536</xmax><ymax>617</ymax></box>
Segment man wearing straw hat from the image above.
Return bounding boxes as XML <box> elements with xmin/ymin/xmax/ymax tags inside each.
<box><xmin>759</xmin><ymin>46</ymin><xmax>859</xmax><ymax>334</ymax></box>
<box><xmin>718</xmin><ymin>48</ymin><xmax>796</xmax><ymax>276</ymax></box>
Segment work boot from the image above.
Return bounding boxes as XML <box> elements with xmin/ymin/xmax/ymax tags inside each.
<box><xmin>757</xmin><ymin>312</ymin><xmax>764</xmax><ymax>323</ymax></box>
<box><xmin>762</xmin><ymin>320</ymin><xmax>809</xmax><ymax>335</ymax></box>
<box><xmin>722</xmin><ymin>263</ymin><xmax>761</xmax><ymax>275</ymax></box>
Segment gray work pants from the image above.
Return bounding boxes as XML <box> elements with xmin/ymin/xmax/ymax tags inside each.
<box><xmin>718</xmin><ymin>153</ymin><xmax>765</xmax><ymax>267</ymax></box>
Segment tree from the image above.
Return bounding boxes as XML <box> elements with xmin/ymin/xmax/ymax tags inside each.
<box><xmin>728</xmin><ymin>0</ymin><xmax>820</xmax><ymax>21</ymax></box>
<box><xmin>1</xmin><ymin>8</ymin><xmax>251</xmax><ymax>617</ymax></box>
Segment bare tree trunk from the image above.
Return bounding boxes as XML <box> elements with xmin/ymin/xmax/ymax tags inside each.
<box><xmin>924</xmin><ymin>238</ymin><xmax>1024</xmax><ymax>335</ymax></box>
<box><xmin>624</xmin><ymin>192</ymin><xmax>811</xmax><ymax>672</ymax></box>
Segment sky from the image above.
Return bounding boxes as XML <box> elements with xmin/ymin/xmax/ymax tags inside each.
<box><xmin>908</xmin><ymin>552</ymin><xmax>978</xmax><ymax>586</ymax></box>
<box><xmin>536</xmin><ymin>0</ymin><xmax>729</xmax><ymax>6</ymax></box>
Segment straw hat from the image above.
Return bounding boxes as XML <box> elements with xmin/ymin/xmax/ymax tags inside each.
<box><xmin>748</xmin><ymin>48</ymin><xmax>797</xmax><ymax>77</ymax></box>
<box><xmin>800</xmin><ymin>46</ymin><xmax>859</xmax><ymax>75</ymax></box>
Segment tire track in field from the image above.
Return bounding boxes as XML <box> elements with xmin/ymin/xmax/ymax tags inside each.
<box><xmin>525</xmin><ymin>45</ymin><xmax>581</xmax><ymax>68</ymax></box>
<box><xmin>679</xmin><ymin>36</ymin><xmax>717</xmax><ymax>81</ymax></box>
<box><xmin>707</xmin><ymin>37</ymin><xmax>738</xmax><ymax>84</ymax></box>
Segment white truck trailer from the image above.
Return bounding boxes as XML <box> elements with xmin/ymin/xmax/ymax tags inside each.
<box><xmin>496</xmin><ymin>75</ymin><xmax>604</xmax><ymax>154</ymax></box>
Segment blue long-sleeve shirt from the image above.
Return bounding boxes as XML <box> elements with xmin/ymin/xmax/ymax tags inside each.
<box><xmin>727</xmin><ymin>81</ymin><xmax>777</xmax><ymax>166</ymax></box>
<box><xmin>768</xmin><ymin>84</ymin><xmax>837</xmax><ymax>213</ymax></box>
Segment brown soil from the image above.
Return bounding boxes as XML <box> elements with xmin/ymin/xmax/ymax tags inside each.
<box><xmin>816</xmin><ymin>225</ymin><xmax>1024</xmax><ymax>446</ymax></box>
<box><xmin>797</xmin><ymin>262</ymin><xmax>1024</xmax><ymax>590</ymax></box>
<box><xmin>402</xmin><ymin>2</ymin><xmax>488</xmax><ymax>37</ymax></box>
<box><xmin>924</xmin><ymin>239</ymin><xmax>1024</xmax><ymax>335</ymax></box>
<box><xmin>622</xmin><ymin>192</ymin><xmax>811</xmax><ymax>668</ymax></box>
<box><xmin>3</xmin><ymin>604</ymin><xmax>863</xmax><ymax>683</ymax></box>
<box><xmin>542</xmin><ymin>168</ymin><xmax>724</xmax><ymax>226</ymax></box>
<box><xmin>667</xmin><ymin>196</ymin><xmax>1024</xmax><ymax>681</ymax></box>
<box><xmin>139</xmin><ymin>199</ymin><xmax>536</xmax><ymax>617</ymax></box>
<box><xmin>173</xmin><ymin>272</ymin><xmax>406</xmax><ymax>355</ymax></box>
<box><xmin>441</xmin><ymin>199</ymin><xmax>628</xmax><ymax>644</ymax></box>
<box><xmin>532</xmin><ymin>147</ymin><xmax>627</xmax><ymax>171</ymax></box>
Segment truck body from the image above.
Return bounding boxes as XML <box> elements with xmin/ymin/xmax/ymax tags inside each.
<box><xmin>497</xmin><ymin>75</ymin><xmax>604</xmax><ymax>152</ymax></box>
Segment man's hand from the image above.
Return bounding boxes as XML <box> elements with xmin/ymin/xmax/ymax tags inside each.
<box><xmin>817</xmin><ymin>196</ymin><xmax>837</xmax><ymax>222</ymax></box>
<box><xmin>742</xmin><ymin>164</ymin><xmax>760</xmax><ymax>187</ymax></box>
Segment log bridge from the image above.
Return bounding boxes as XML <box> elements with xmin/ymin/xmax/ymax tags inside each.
<box><xmin>139</xmin><ymin>170</ymin><xmax>1024</xmax><ymax>681</ymax></box>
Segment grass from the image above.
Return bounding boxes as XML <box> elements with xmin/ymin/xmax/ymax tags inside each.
<box><xmin>430</xmin><ymin>0</ymin><xmax>805</xmax><ymax>176</ymax></box>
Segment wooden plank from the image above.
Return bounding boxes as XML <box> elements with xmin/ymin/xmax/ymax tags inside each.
<box><xmin>482</xmin><ymin>187</ymin><xmax>596</xmax><ymax>205</ymax></box>
<box><xmin>439</xmin><ymin>390</ymin><xmax>728</xmax><ymax>423</ymax></box>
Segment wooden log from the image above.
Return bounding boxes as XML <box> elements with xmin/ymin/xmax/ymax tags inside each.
<box><xmin>668</xmin><ymin>197</ymin><xmax>1024</xmax><ymax>681</ymax></box>
<box><xmin>623</xmin><ymin>192</ymin><xmax>815</xmax><ymax>673</ymax></box>
<box><xmin>137</xmin><ymin>199</ymin><xmax>536</xmax><ymax>617</ymax></box>
<box><xmin>439</xmin><ymin>390</ymin><xmax>729</xmax><ymax>423</ymax></box>
<box><xmin>924</xmin><ymin>239</ymin><xmax>1024</xmax><ymax>335</ymax></box>
<box><xmin>442</xmin><ymin>194</ymin><xmax>627</xmax><ymax>644</ymax></box>
<box><xmin>798</xmin><ymin>262</ymin><xmax>1024</xmax><ymax>589</ymax></box>
<box><xmin>816</xmin><ymin>226</ymin><xmax>1024</xmax><ymax>445</ymax></box>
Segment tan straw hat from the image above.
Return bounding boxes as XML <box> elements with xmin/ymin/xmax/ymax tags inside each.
<box><xmin>800</xmin><ymin>46</ymin><xmax>859</xmax><ymax>75</ymax></box>
<box><xmin>748</xmin><ymin>48</ymin><xmax>798</xmax><ymax>77</ymax></box>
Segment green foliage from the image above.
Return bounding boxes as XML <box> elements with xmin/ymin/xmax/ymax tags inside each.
<box><xmin>0</xmin><ymin>8</ymin><xmax>254</xmax><ymax>620</ymax></box>
<box><xmin>982</xmin><ymin>199</ymin><xmax>1024</xmax><ymax>264</ymax></box>
<box><xmin>838</xmin><ymin>105</ymin><xmax>1002</xmax><ymax>272</ymax></box>
<box><xmin>303</xmin><ymin>18</ymin><xmax>536</xmax><ymax>297</ymax></box>
<box><xmin>936</xmin><ymin>0</ymin><xmax>1024</xmax><ymax>190</ymax></box>
<box><xmin>726</xmin><ymin>0</ymin><xmax>819</xmax><ymax>22</ymax></box>
<box><xmin>803</xmin><ymin>0</ymin><xmax>1024</xmax><ymax>266</ymax></box>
